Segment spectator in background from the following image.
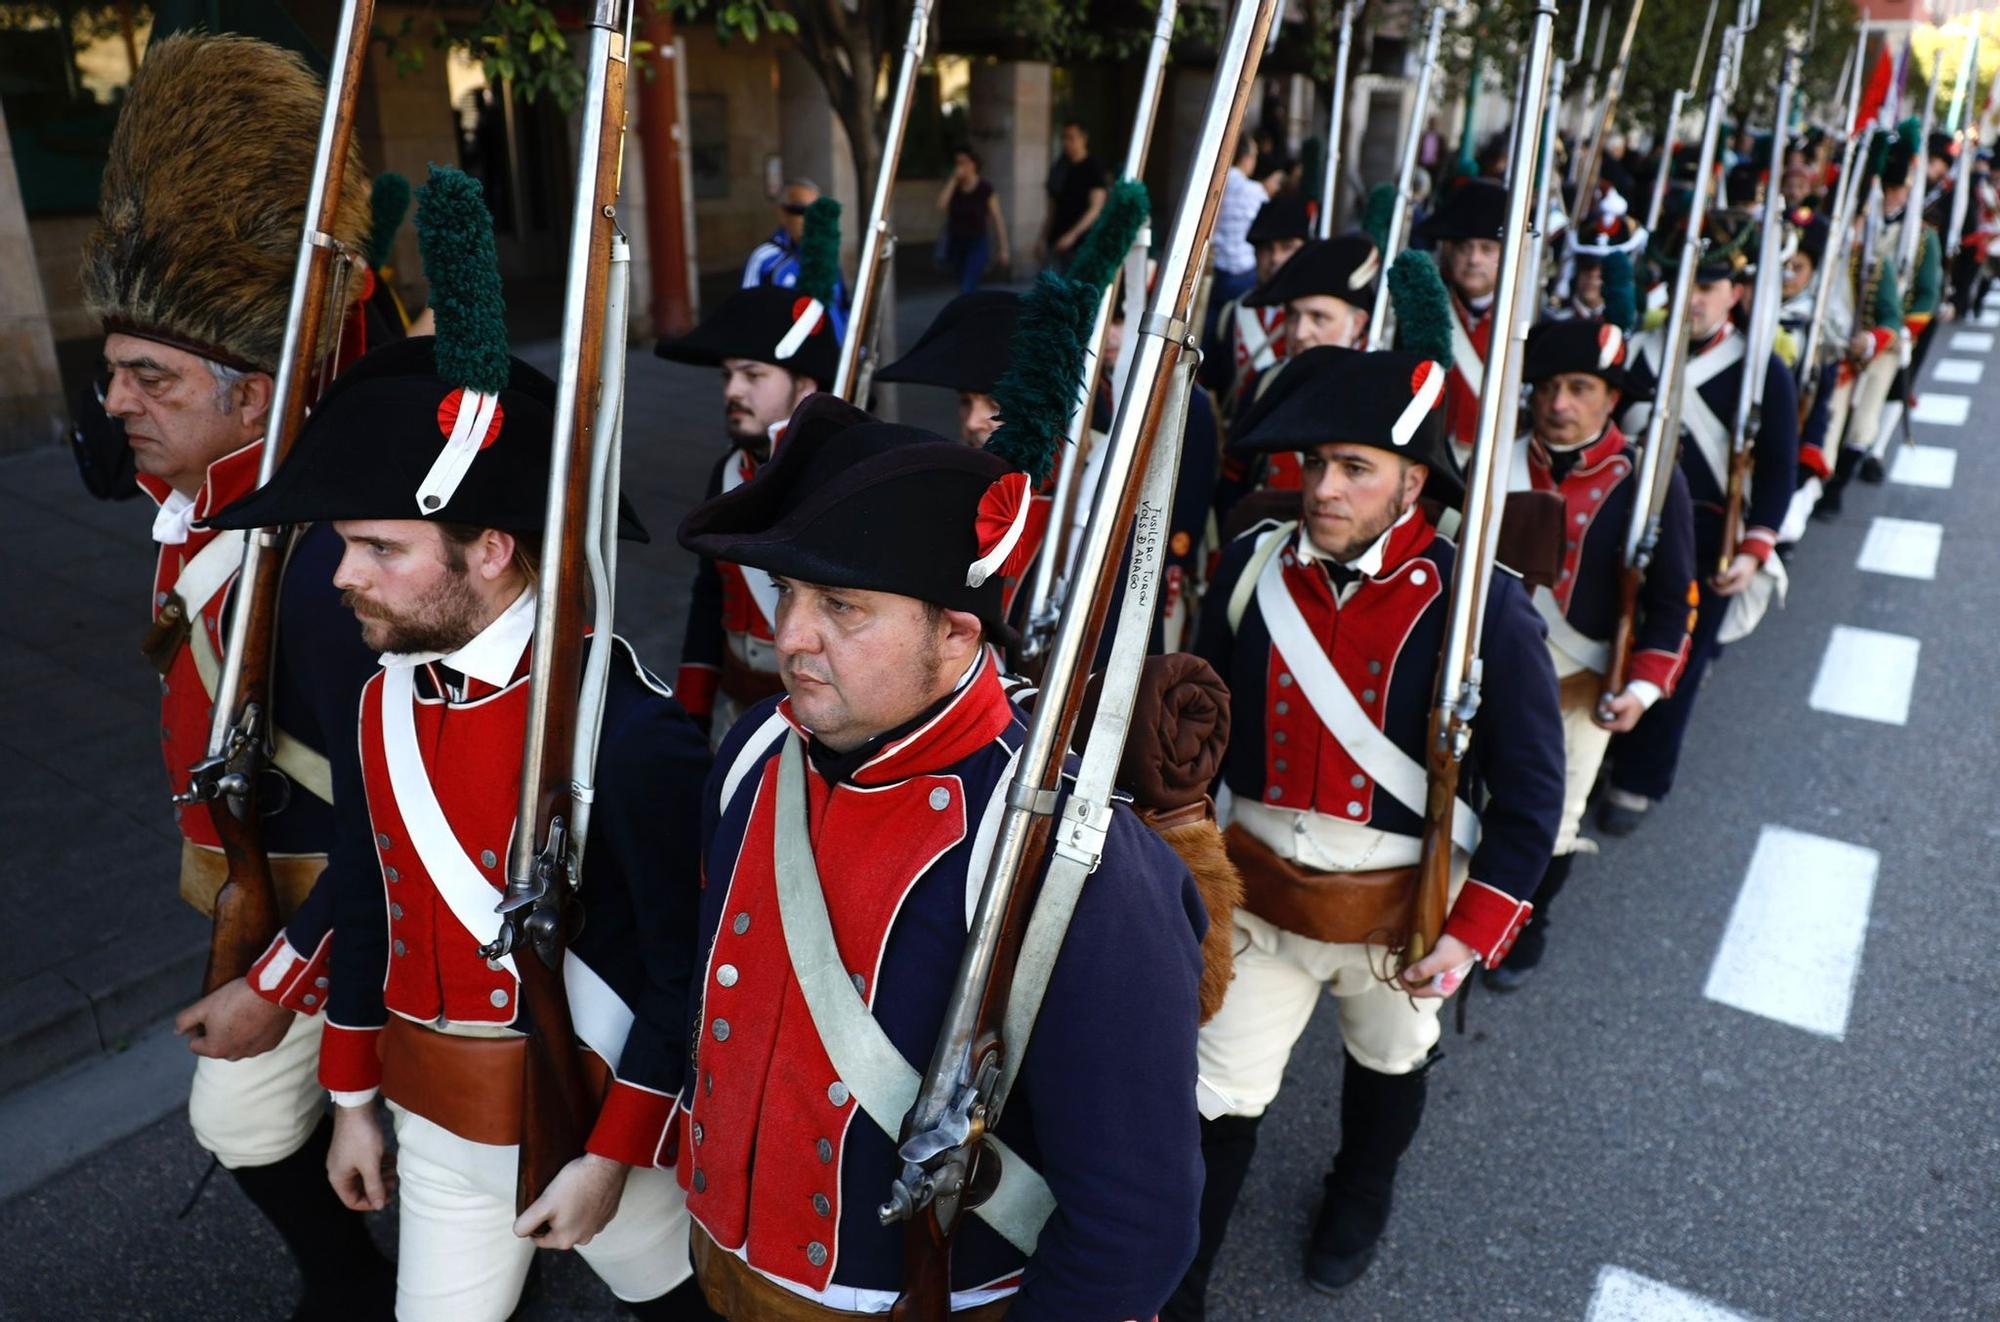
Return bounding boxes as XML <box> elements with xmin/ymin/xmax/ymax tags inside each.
<box><xmin>1039</xmin><ymin>120</ymin><xmax>1108</xmax><ymax>272</ymax></box>
<box><xmin>937</xmin><ymin>147</ymin><xmax>1010</xmax><ymax>293</ymax></box>
<box><xmin>1207</xmin><ymin>139</ymin><xmax>1282</xmax><ymax>353</ymax></box>
<box><xmin>743</xmin><ymin>179</ymin><xmax>845</xmax><ymax>300</ymax></box>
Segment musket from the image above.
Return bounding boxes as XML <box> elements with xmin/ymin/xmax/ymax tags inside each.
<box><xmin>1523</xmin><ymin>0</ymin><xmax>1590</xmax><ymax>314</ymax></box>
<box><xmin>1892</xmin><ymin>35</ymin><xmax>1941</xmax><ymax>316</ymax></box>
<box><xmin>477</xmin><ymin>0</ymin><xmax>635</xmax><ymax>1216</ymax></box>
<box><xmin>1368</xmin><ymin>2</ymin><xmax>1450</xmax><ymax>349</ymax></box>
<box><xmin>1408</xmin><ymin>0</ymin><xmax>1561</xmax><ymax>969</ymax></box>
<box><xmin>1568</xmin><ymin>0</ymin><xmax>1644</xmax><ymax>225</ymax></box>
<box><xmin>878</xmin><ymin>4</ymin><xmax>1283</xmax><ymax>1315</ymax></box>
<box><xmin>1945</xmin><ymin>30</ymin><xmax>1980</xmax><ymax>263</ymax></box>
<box><xmin>1644</xmin><ymin>0</ymin><xmax>1722</xmax><ymax>235</ymax></box>
<box><xmin>1795</xmin><ymin>25</ymin><xmax>1872</xmax><ymax>429</ymax></box>
<box><xmin>1019</xmin><ymin>0</ymin><xmax>1178</xmax><ymax>661</ymax></box>
<box><xmin>833</xmin><ymin>1</ymin><xmax>931</xmax><ymax>404</ymax></box>
<box><xmin>1719</xmin><ymin>43</ymin><xmax>1793</xmax><ymax>577</ymax></box>
<box><xmin>1600</xmin><ymin>12</ymin><xmax>1742</xmax><ymax>722</ymax></box>
<box><xmin>173</xmin><ymin>0</ymin><xmax>374</xmax><ymax>994</ymax></box>
<box><xmin>1574</xmin><ymin>1</ymin><xmax>1612</xmax><ymax>138</ymax></box>
<box><xmin>1317</xmin><ymin>0</ymin><xmax>1359</xmax><ymax>238</ymax></box>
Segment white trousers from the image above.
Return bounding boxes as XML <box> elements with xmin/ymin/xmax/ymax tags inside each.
<box><xmin>388</xmin><ymin>1104</ymin><xmax>693</xmax><ymax>1321</ymax></box>
<box><xmin>1843</xmin><ymin>350</ymin><xmax>1900</xmax><ymax>458</ymax></box>
<box><xmin>1195</xmin><ymin>908</ymin><xmax>1444</xmax><ymax>1117</ymax></box>
<box><xmin>186</xmin><ymin>1010</ymin><xmax>326</xmax><ymax>1169</ymax></box>
<box><xmin>1556</xmin><ymin>695</ymin><xmax>1614</xmax><ymax>856</ymax></box>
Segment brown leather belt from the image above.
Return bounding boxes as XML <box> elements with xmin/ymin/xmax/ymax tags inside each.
<box><xmin>379</xmin><ymin>1016</ymin><xmax>610</xmax><ymax>1147</ymax></box>
<box><xmin>721</xmin><ymin>649</ymin><xmax>787</xmax><ymax>706</ymax></box>
<box><xmin>1225</xmin><ymin>822</ymin><xmax>1414</xmax><ymax>946</ymax></box>
<box><xmin>692</xmin><ymin>1227</ymin><xmax>1012</xmax><ymax>1321</ymax></box>
<box><xmin>1557</xmin><ymin>668</ymin><xmax>1605</xmax><ymax>710</ymax></box>
<box><xmin>178</xmin><ymin>840</ymin><xmax>324</xmax><ymax>921</ymax></box>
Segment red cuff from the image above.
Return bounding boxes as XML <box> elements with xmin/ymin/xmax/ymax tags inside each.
<box><xmin>676</xmin><ymin>663</ymin><xmax>719</xmax><ymax>719</ymax></box>
<box><xmin>1869</xmin><ymin>328</ymin><xmax>1894</xmax><ymax>356</ymax></box>
<box><xmin>247</xmin><ymin>930</ymin><xmax>332</xmax><ymax>1014</ymax></box>
<box><xmin>319</xmin><ymin>1022</ymin><xmax>384</xmax><ymax>1093</ymax></box>
<box><xmin>1628</xmin><ymin>647</ymin><xmax>1687</xmax><ymax>697</ymax></box>
<box><xmin>1443</xmin><ymin>879</ymin><xmax>1534</xmax><ymax>967</ymax></box>
<box><xmin>586</xmin><ymin>1078</ymin><xmax>681</xmax><ymax>1169</ymax></box>
<box><xmin>1799</xmin><ymin>443</ymin><xmax>1831</xmax><ymax>481</ymax></box>
<box><xmin>1738</xmin><ymin>529</ymin><xmax>1776</xmax><ymax>564</ymax></box>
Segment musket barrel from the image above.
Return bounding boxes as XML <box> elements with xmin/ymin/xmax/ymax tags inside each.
<box><xmin>1798</xmin><ymin>27</ymin><xmax>1872</xmax><ymax>393</ymax></box>
<box><xmin>1021</xmin><ymin>0</ymin><xmax>1178</xmax><ymax>654</ymax></box>
<box><xmin>1569</xmin><ymin>0</ymin><xmax>1644</xmax><ymax>227</ymax></box>
<box><xmin>893</xmin><ymin>0</ymin><xmax>1282</xmax><ymax>1237</ymax></box>
<box><xmin>203</xmin><ymin>0</ymin><xmax>374</xmax><ymax>756</ymax></box>
<box><xmin>833</xmin><ymin>1</ymin><xmax>931</xmax><ymax>402</ymax></box>
<box><xmin>1318</xmin><ymin>0</ymin><xmax>1358</xmax><ymax>238</ymax></box>
<box><xmin>1368</xmin><ymin>3</ymin><xmax>1449</xmax><ymax>348</ymax></box>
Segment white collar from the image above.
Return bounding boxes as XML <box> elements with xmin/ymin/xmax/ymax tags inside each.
<box><xmin>151</xmin><ymin>490</ymin><xmax>198</xmax><ymax>546</ymax></box>
<box><xmin>1464</xmin><ymin>292</ymin><xmax>1496</xmax><ymax>315</ymax></box>
<box><xmin>1296</xmin><ymin>505</ymin><xmax>1415</xmax><ymax>578</ymax></box>
<box><xmin>380</xmin><ymin>587</ymin><xmax>537</xmax><ymax>689</ymax></box>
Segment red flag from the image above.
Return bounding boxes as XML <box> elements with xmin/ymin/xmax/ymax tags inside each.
<box><xmin>1854</xmin><ymin>45</ymin><xmax>1894</xmax><ymax>137</ymax></box>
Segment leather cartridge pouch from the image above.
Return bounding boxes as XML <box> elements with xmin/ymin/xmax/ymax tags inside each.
<box><xmin>140</xmin><ymin>594</ymin><xmax>193</xmax><ymax>677</ymax></box>
<box><xmin>1558</xmin><ymin>668</ymin><xmax>1606</xmax><ymax>711</ymax></box>
<box><xmin>691</xmin><ymin>1226</ymin><xmax>1011</xmax><ymax>1321</ymax></box>
<box><xmin>178</xmin><ymin>841</ymin><xmax>324</xmax><ymax>921</ymax></box>
<box><xmin>379</xmin><ymin>1015</ymin><xmax>611</xmax><ymax>1148</ymax></box>
<box><xmin>1225</xmin><ymin>822</ymin><xmax>1415</xmax><ymax>946</ymax></box>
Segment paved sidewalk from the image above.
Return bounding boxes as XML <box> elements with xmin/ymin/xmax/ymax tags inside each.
<box><xmin>0</xmin><ymin>279</ymin><xmax>992</xmax><ymax>1098</ymax></box>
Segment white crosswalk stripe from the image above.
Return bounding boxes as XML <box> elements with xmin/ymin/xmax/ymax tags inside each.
<box><xmin>1932</xmin><ymin>358</ymin><xmax>1985</xmax><ymax>384</ymax></box>
<box><xmin>1704</xmin><ymin>826</ymin><xmax>1879</xmax><ymax>1041</ymax></box>
<box><xmin>1809</xmin><ymin>625</ymin><xmax>1920</xmax><ymax>724</ymax></box>
<box><xmin>1585</xmin><ymin>1266</ymin><xmax>1762</xmax><ymax>1322</ymax></box>
<box><xmin>1856</xmin><ymin>517</ymin><xmax>1942</xmax><ymax>580</ymax></box>
<box><xmin>1910</xmin><ymin>393</ymin><xmax>1971</xmax><ymax>426</ymax></box>
<box><xmin>1889</xmin><ymin>445</ymin><xmax>1957</xmax><ymax>488</ymax></box>
<box><xmin>1949</xmin><ymin>330</ymin><xmax>1994</xmax><ymax>352</ymax></box>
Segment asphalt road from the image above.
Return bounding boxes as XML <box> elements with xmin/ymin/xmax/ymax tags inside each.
<box><xmin>4</xmin><ymin>298</ymin><xmax>1995</xmax><ymax>1321</ymax></box>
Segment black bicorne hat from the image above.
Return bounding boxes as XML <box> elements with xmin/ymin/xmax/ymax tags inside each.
<box><xmin>1416</xmin><ymin>178</ymin><xmax>1508</xmax><ymax>243</ymax></box>
<box><xmin>1247</xmin><ymin>192</ymin><xmax>1313</xmax><ymax>246</ymax></box>
<box><xmin>873</xmin><ymin>290</ymin><xmax>1022</xmax><ymax>396</ymax></box>
<box><xmin>1244</xmin><ymin>234</ymin><xmax>1381</xmax><ymax>311</ymax></box>
<box><xmin>677</xmin><ymin>394</ymin><xmax>1019</xmax><ymax>636</ymax></box>
<box><xmin>654</xmin><ymin>284</ymin><xmax>840</xmax><ymax>387</ymax></box>
<box><xmin>1230</xmin><ymin>345</ymin><xmax>1461</xmax><ymax>502</ymax></box>
<box><xmin>1522</xmin><ymin>318</ymin><xmax>1630</xmax><ymax>390</ymax></box>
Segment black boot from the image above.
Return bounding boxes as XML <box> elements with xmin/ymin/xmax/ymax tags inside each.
<box><xmin>1304</xmin><ymin>1056</ymin><xmax>1429</xmax><ymax>1293</ymax></box>
<box><xmin>227</xmin><ymin>1114</ymin><xmax>396</xmax><ymax>1321</ymax></box>
<box><xmin>1482</xmin><ymin>853</ymin><xmax>1575</xmax><ymax>993</ymax></box>
<box><xmin>624</xmin><ymin>1277</ymin><xmax>726</xmax><ymax>1320</ymax></box>
<box><xmin>1159</xmin><ymin>1113</ymin><xmax>1264</xmax><ymax>1322</ymax></box>
<box><xmin>1814</xmin><ymin>447</ymin><xmax>1863</xmax><ymax>520</ymax></box>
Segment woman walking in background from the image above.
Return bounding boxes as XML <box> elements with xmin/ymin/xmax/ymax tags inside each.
<box><xmin>937</xmin><ymin>147</ymin><xmax>1010</xmax><ymax>293</ymax></box>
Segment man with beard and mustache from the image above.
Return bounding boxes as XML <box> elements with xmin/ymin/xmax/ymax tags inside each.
<box><xmin>656</xmin><ymin>285</ymin><xmax>839</xmax><ymax>738</ymax></box>
<box><xmin>1603</xmin><ymin>211</ymin><xmax>1797</xmax><ymax>836</ymax></box>
<box><xmin>80</xmin><ymin>33</ymin><xmax>394</xmax><ymax>1316</ymax></box>
<box><xmin>1167</xmin><ymin>345</ymin><xmax>1562</xmax><ymax>1314</ymax></box>
<box><xmin>207</xmin><ymin>169</ymin><xmax>717</xmax><ymax>1322</ymax></box>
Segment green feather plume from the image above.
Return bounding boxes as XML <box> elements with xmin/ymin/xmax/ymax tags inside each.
<box><xmin>1361</xmin><ymin>182</ymin><xmax>1397</xmax><ymax>255</ymax></box>
<box><xmin>1601</xmin><ymin>250</ymin><xmax>1637</xmax><ymax>333</ymax></box>
<box><xmin>366</xmin><ymin>171</ymin><xmax>410</xmax><ymax>270</ymax></box>
<box><xmin>414</xmin><ymin>165</ymin><xmax>510</xmax><ymax>396</ymax></box>
<box><xmin>1865</xmin><ymin>125</ymin><xmax>1891</xmax><ymax>180</ymax></box>
<box><xmin>797</xmin><ymin>197</ymin><xmax>842</xmax><ymax>308</ymax></box>
<box><xmin>986</xmin><ymin>271</ymin><xmax>1100</xmax><ymax>484</ymax></box>
<box><xmin>1068</xmin><ymin>178</ymin><xmax>1150</xmax><ymax>294</ymax></box>
<box><xmin>1386</xmin><ymin>249</ymin><xmax>1453</xmax><ymax>369</ymax></box>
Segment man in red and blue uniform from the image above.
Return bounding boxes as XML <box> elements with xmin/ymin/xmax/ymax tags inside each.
<box><xmin>1168</xmin><ymin>345</ymin><xmax>1563</xmax><ymax>1315</ymax></box>
<box><xmin>1603</xmin><ymin>215</ymin><xmax>1798</xmax><ymax>835</ymax></box>
<box><xmin>658</xmin><ymin>286</ymin><xmax>840</xmax><ymax>737</ymax></box>
<box><xmin>676</xmin><ymin>394</ymin><xmax>1208</xmax><ymax>1319</ymax></box>
<box><xmin>1486</xmin><ymin>318</ymin><xmax>1698</xmax><ymax>991</ymax></box>
<box><xmin>211</xmin><ymin>325</ymin><xmax>719</xmax><ymax>1322</ymax></box>
<box><xmin>82</xmin><ymin>31</ymin><xmax>392</xmax><ymax>1317</ymax></box>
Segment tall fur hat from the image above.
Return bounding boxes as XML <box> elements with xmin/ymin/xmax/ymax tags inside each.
<box><xmin>81</xmin><ymin>32</ymin><xmax>371</xmax><ymax>374</ymax></box>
